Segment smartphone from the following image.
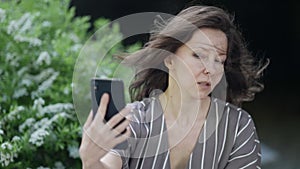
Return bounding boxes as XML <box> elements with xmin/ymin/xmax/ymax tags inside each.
<box><xmin>91</xmin><ymin>78</ymin><xmax>128</xmax><ymax>149</ymax></box>
<box><xmin>91</xmin><ymin>78</ymin><xmax>126</xmax><ymax>123</ymax></box>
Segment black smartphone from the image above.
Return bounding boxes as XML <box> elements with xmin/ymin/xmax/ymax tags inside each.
<box><xmin>91</xmin><ymin>78</ymin><xmax>126</xmax><ymax>123</ymax></box>
<box><xmin>91</xmin><ymin>78</ymin><xmax>128</xmax><ymax>149</ymax></box>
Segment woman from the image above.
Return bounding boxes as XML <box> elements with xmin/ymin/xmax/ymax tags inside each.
<box><xmin>79</xmin><ymin>5</ymin><xmax>268</xmax><ymax>169</ymax></box>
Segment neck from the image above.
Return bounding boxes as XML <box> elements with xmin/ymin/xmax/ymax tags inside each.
<box><xmin>159</xmin><ymin>83</ymin><xmax>211</xmax><ymax>124</ymax></box>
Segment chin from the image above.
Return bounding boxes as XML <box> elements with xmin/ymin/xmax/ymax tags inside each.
<box><xmin>191</xmin><ymin>92</ymin><xmax>210</xmax><ymax>100</ymax></box>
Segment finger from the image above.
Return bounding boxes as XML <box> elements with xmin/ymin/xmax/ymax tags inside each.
<box><xmin>83</xmin><ymin>110</ymin><xmax>93</xmax><ymax>129</ymax></box>
<box><xmin>94</xmin><ymin>93</ymin><xmax>109</xmax><ymax>125</ymax></box>
<box><xmin>106</xmin><ymin>107</ymin><xmax>131</xmax><ymax>129</ymax></box>
<box><xmin>114</xmin><ymin>126</ymin><xmax>131</xmax><ymax>144</ymax></box>
<box><xmin>112</xmin><ymin>118</ymin><xmax>131</xmax><ymax>136</ymax></box>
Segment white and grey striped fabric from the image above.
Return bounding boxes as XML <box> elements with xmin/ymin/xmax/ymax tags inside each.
<box><xmin>111</xmin><ymin>96</ymin><xmax>261</xmax><ymax>169</ymax></box>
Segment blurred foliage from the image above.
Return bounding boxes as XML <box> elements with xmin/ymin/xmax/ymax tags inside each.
<box><xmin>0</xmin><ymin>0</ymin><xmax>141</xmax><ymax>168</ymax></box>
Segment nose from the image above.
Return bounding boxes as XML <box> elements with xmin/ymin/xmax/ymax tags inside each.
<box><xmin>201</xmin><ymin>60</ymin><xmax>216</xmax><ymax>75</ymax></box>
<box><xmin>203</xmin><ymin>67</ymin><xmax>210</xmax><ymax>74</ymax></box>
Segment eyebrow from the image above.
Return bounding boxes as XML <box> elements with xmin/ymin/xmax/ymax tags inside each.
<box><xmin>193</xmin><ymin>43</ymin><xmax>227</xmax><ymax>55</ymax></box>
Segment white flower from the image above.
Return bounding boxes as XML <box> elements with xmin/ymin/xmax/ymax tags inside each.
<box><xmin>29</xmin><ymin>128</ymin><xmax>49</xmax><ymax>147</ymax></box>
<box><xmin>0</xmin><ymin>129</ymin><xmax>4</xmax><ymax>135</ymax></box>
<box><xmin>1</xmin><ymin>142</ymin><xmax>12</xmax><ymax>150</ymax></box>
<box><xmin>34</xmin><ymin>71</ymin><xmax>59</xmax><ymax>97</ymax></box>
<box><xmin>7</xmin><ymin>13</ymin><xmax>32</xmax><ymax>34</ymax></box>
<box><xmin>68</xmin><ymin>33</ymin><xmax>80</xmax><ymax>43</ymax></box>
<box><xmin>6</xmin><ymin>106</ymin><xmax>25</xmax><ymax>121</ymax></box>
<box><xmin>70</xmin><ymin>44</ymin><xmax>82</xmax><ymax>52</ymax></box>
<box><xmin>29</xmin><ymin>38</ymin><xmax>42</xmax><ymax>47</ymax></box>
<box><xmin>33</xmin><ymin>97</ymin><xmax>45</xmax><ymax>111</ymax></box>
<box><xmin>5</xmin><ymin>53</ymin><xmax>14</xmax><ymax>62</ymax></box>
<box><xmin>42</xmin><ymin>21</ymin><xmax>52</xmax><ymax>27</ymax></box>
<box><xmin>19</xmin><ymin>118</ymin><xmax>36</xmax><ymax>132</ymax></box>
<box><xmin>52</xmin><ymin>51</ymin><xmax>58</xmax><ymax>57</ymax></box>
<box><xmin>63</xmin><ymin>87</ymin><xmax>69</xmax><ymax>95</ymax></box>
<box><xmin>16</xmin><ymin>106</ymin><xmax>25</xmax><ymax>111</ymax></box>
<box><xmin>7</xmin><ymin>20</ymin><xmax>17</xmax><ymax>34</ymax></box>
<box><xmin>68</xmin><ymin>145</ymin><xmax>79</xmax><ymax>159</ymax></box>
<box><xmin>50</xmin><ymin>112</ymin><xmax>71</xmax><ymax>123</ymax></box>
<box><xmin>30</xmin><ymin>68</ymin><xmax>55</xmax><ymax>83</ymax></box>
<box><xmin>54</xmin><ymin>161</ymin><xmax>65</xmax><ymax>169</ymax></box>
<box><xmin>6</xmin><ymin>53</ymin><xmax>20</xmax><ymax>67</ymax></box>
<box><xmin>13</xmin><ymin>35</ymin><xmax>42</xmax><ymax>47</ymax></box>
<box><xmin>39</xmin><ymin>103</ymin><xmax>73</xmax><ymax>116</ymax></box>
<box><xmin>19</xmin><ymin>14</ymin><xmax>33</xmax><ymax>34</ymax></box>
<box><xmin>17</xmin><ymin>66</ymin><xmax>29</xmax><ymax>76</ymax></box>
<box><xmin>21</xmin><ymin>78</ymin><xmax>33</xmax><ymax>87</ymax></box>
<box><xmin>37</xmin><ymin>166</ymin><xmax>50</xmax><ymax>169</ymax></box>
<box><xmin>12</xmin><ymin>136</ymin><xmax>21</xmax><ymax>142</ymax></box>
<box><xmin>36</xmin><ymin>51</ymin><xmax>51</xmax><ymax>65</ymax></box>
<box><xmin>32</xmin><ymin>77</ymin><xmax>58</xmax><ymax>99</ymax></box>
<box><xmin>0</xmin><ymin>152</ymin><xmax>14</xmax><ymax>167</ymax></box>
<box><xmin>0</xmin><ymin>8</ymin><xmax>6</xmax><ymax>22</ymax></box>
<box><xmin>1</xmin><ymin>95</ymin><xmax>7</xmax><ymax>102</ymax></box>
<box><xmin>99</xmin><ymin>74</ymin><xmax>108</xmax><ymax>79</ymax></box>
<box><xmin>33</xmin><ymin>118</ymin><xmax>51</xmax><ymax>130</ymax></box>
<box><xmin>13</xmin><ymin>88</ymin><xmax>28</xmax><ymax>98</ymax></box>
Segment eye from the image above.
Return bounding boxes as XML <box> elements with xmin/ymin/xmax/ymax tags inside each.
<box><xmin>193</xmin><ymin>52</ymin><xmax>205</xmax><ymax>59</ymax></box>
<box><xmin>215</xmin><ymin>59</ymin><xmax>225</xmax><ymax>64</ymax></box>
<box><xmin>215</xmin><ymin>56</ymin><xmax>225</xmax><ymax>65</ymax></box>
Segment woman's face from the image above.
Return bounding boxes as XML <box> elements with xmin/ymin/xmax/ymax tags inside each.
<box><xmin>167</xmin><ymin>28</ymin><xmax>227</xmax><ymax>99</ymax></box>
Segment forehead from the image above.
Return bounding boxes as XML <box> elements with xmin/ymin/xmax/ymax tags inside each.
<box><xmin>185</xmin><ymin>28</ymin><xmax>228</xmax><ymax>54</ymax></box>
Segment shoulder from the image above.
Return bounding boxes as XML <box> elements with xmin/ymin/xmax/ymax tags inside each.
<box><xmin>212</xmin><ymin>97</ymin><xmax>259</xmax><ymax>148</ymax></box>
<box><xmin>212</xmin><ymin>98</ymin><xmax>261</xmax><ymax>168</ymax></box>
<box><xmin>213</xmin><ymin>98</ymin><xmax>256</xmax><ymax>130</ymax></box>
<box><xmin>126</xmin><ymin>97</ymin><xmax>157</xmax><ymax>138</ymax></box>
<box><xmin>126</xmin><ymin>97</ymin><xmax>154</xmax><ymax>123</ymax></box>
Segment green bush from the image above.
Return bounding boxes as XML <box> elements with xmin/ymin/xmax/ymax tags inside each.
<box><xmin>0</xmin><ymin>0</ymin><xmax>141</xmax><ymax>168</ymax></box>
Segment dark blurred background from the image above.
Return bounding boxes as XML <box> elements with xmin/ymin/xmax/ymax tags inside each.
<box><xmin>70</xmin><ymin>0</ymin><xmax>300</xmax><ymax>168</ymax></box>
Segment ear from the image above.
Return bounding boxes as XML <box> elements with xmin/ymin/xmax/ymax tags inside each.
<box><xmin>164</xmin><ymin>56</ymin><xmax>173</xmax><ymax>69</ymax></box>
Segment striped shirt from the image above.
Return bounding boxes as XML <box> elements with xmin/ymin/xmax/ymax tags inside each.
<box><xmin>111</xmin><ymin>96</ymin><xmax>261</xmax><ymax>169</ymax></box>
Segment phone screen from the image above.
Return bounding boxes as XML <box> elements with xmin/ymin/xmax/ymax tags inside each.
<box><xmin>90</xmin><ymin>78</ymin><xmax>128</xmax><ymax>149</ymax></box>
<box><xmin>91</xmin><ymin>78</ymin><xmax>126</xmax><ymax>122</ymax></box>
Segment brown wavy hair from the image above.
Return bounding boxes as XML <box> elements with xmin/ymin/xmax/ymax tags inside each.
<box><xmin>120</xmin><ymin>5</ymin><xmax>269</xmax><ymax>107</ymax></box>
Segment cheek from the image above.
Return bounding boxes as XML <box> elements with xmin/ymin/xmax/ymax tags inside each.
<box><xmin>181</xmin><ymin>59</ymin><xmax>202</xmax><ymax>78</ymax></box>
<box><xmin>211</xmin><ymin>72</ymin><xmax>224</xmax><ymax>88</ymax></box>
<box><xmin>174</xmin><ymin>59</ymin><xmax>195</xmax><ymax>76</ymax></box>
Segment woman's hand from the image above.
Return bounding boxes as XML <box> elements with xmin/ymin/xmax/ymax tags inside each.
<box><xmin>79</xmin><ymin>93</ymin><xmax>132</xmax><ymax>168</ymax></box>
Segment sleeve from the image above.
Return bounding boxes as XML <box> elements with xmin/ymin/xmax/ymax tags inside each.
<box><xmin>109</xmin><ymin>102</ymin><xmax>143</xmax><ymax>169</ymax></box>
<box><xmin>225</xmin><ymin>112</ymin><xmax>262</xmax><ymax>169</ymax></box>
<box><xmin>109</xmin><ymin>121</ymin><xmax>139</xmax><ymax>169</ymax></box>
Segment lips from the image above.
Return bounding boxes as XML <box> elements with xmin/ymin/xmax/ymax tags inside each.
<box><xmin>197</xmin><ymin>81</ymin><xmax>211</xmax><ymax>86</ymax></box>
<box><xmin>197</xmin><ymin>81</ymin><xmax>211</xmax><ymax>90</ymax></box>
